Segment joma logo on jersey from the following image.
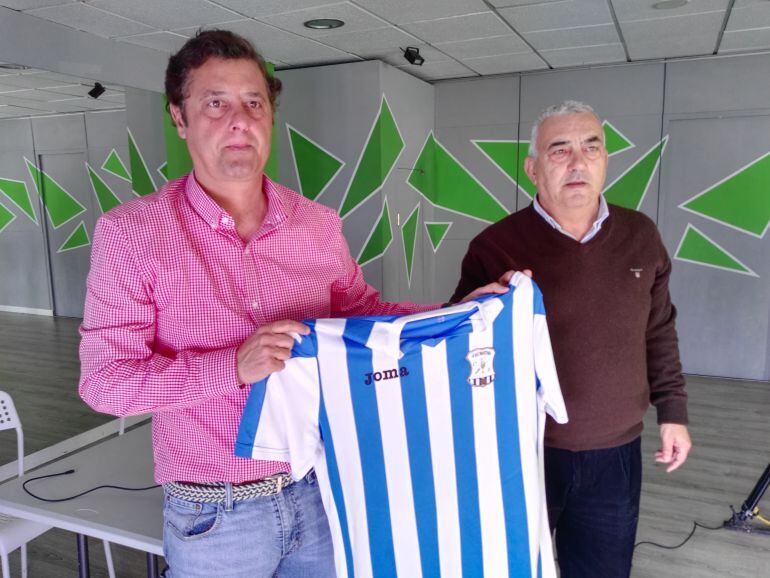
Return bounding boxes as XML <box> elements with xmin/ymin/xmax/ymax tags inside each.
<box><xmin>364</xmin><ymin>367</ymin><xmax>409</xmax><ymax>385</ymax></box>
<box><xmin>466</xmin><ymin>347</ymin><xmax>496</xmax><ymax>387</ymax></box>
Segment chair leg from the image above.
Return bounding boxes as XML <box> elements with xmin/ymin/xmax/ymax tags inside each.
<box><xmin>1</xmin><ymin>552</ymin><xmax>10</xmax><ymax>578</ymax></box>
<box><xmin>103</xmin><ymin>540</ymin><xmax>116</xmax><ymax>578</ymax></box>
<box><xmin>20</xmin><ymin>544</ymin><xmax>27</xmax><ymax>578</ymax></box>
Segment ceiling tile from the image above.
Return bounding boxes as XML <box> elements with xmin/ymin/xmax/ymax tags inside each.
<box><xmin>0</xmin><ymin>95</ymin><xmax>55</xmax><ymax>111</ymax></box>
<box><xmin>524</xmin><ymin>23</ymin><xmax>619</xmax><ymax>50</ymax></box>
<box><xmin>26</xmin><ymin>3</ymin><xmax>154</xmax><ymax>38</ymax></box>
<box><xmin>318</xmin><ymin>26</ymin><xmax>419</xmax><ymax>54</ymax></box>
<box><xmin>435</xmin><ymin>34</ymin><xmax>529</xmax><ymax>59</ymax></box>
<box><xmin>725</xmin><ymin>0</ymin><xmax>770</xmax><ymax>31</ymax></box>
<box><xmin>117</xmin><ymin>31</ymin><xmax>190</xmax><ymax>53</ymax></box>
<box><xmin>259</xmin><ymin>2</ymin><xmax>389</xmax><ymax>38</ymax></box>
<box><xmin>0</xmin><ymin>72</ymin><xmax>72</xmax><ymax>89</ymax></box>
<box><xmin>371</xmin><ymin>44</ymin><xmax>450</xmax><ymax>67</ymax></box>
<box><xmin>211</xmin><ymin>0</ymin><xmax>338</xmax><ymax>19</ymax></box>
<box><xmin>0</xmin><ymin>104</ymin><xmax>51</xmax><ymax>117</ymax></box>
<box><xmin>612</xmin><ymin>0</ymin><xmax>728</xmax><ymax>22</ymax></box>
<box><xmin>0</xmin><ymin>1</ymin><xmax>76</xmax><ymax>9</ymax></box>
<box><xmin>462</xmin><ymin>52</ymin><xmax>547</xmax><ymax>74</ymax></box>
<box><xmin>621</xmin><ymin>12</ymin><xmax>724</xmax><ymax>59</ymax></box>
<box><xmin>540</xmin><ymin>43</ymin><xmax>626</xmax><ymax>67</ymax></box>
<box><xmin>43</xmin><ymin>84</ymin><xmax>96</xmax><ymax>97</ymax></box>
<box><xmin>87</xmin><ymin>0</ymin><xmax>240</xmax><ymax>30</ymax></box>
<box><xmin>498</xmin><ymin>0</ymin><xmax>612</xmax><ymax>33</ymax></box>
<box><xmin>402</xmin><ymin>12</ymin><xmax>511</xmax><ymax>43</ymax></box>
<box><xmin>352</xmin><ymin>0</ymin><xmax>490</xmax><ymax>25</ymax></box>
<box><xmin>397</xmin><ymin>59</ymin><xmax>477</xmax><ymax>81</ymax></box>
<box><xmin>0</xmin><ymin>88</ymin><xmax>76</xmax><ymax>102</ymax></box>
<box><xmin>177</xmin><ymin>19</ymin><xmax>358</xmax><ymax>66</ymax></box>
<box><xmin>719</xmin><ymin>28</ymin><xmax>770</xmax><ymax>52</ymax></box>
<box><xmin>487</xmin><ymin>0</ymin><xmax>564</xmax><ymax>6</ymax></box>
<box><xmin>0</xmin><ymin>82</ymin><xmax>29</xmax><ymax>93</ymax></box>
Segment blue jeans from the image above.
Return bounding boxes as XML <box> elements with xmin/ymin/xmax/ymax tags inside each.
<box><xmin>162</xmin><ymin>471</ymin><xmax>335</xmax><ymax>578</ymax></box>
<box><xmin>545</xmin><ymin>437</ymin><xmax>642</xmax><ymax>578</ymax></box>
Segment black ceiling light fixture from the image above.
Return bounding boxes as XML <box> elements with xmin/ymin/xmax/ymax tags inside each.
<box><xmin>87</xmin><ymin>82</ymin><xmax>106</xmax><ymax>99</ymax></box>
<box><xmin>402</xmin><ymin>46</ymin><xmax>425</xmax><ymax>66</ymax></box>
<box><xmin>303</xmin><ymin>18</ymin><xmax>344</xmax><ymax>30</ymax></box>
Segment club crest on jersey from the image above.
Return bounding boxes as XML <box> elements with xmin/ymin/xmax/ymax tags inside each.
<box><xmin>364</xmin><ymin>366</ymin><xmax>409</xmax><ymax>385</ymax></box>
<box><xmin>466</xmin><ymin>347</ymin><xmax>496</xmax><ymax>387</ymax></box>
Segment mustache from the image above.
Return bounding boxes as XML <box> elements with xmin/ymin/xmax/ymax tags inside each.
<box><xmin>565</xmin><ymin>171</ymin><xmax>588</xmax><ymax>184</ymax></box>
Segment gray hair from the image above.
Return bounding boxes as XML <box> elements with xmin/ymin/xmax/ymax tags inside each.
<box><xmin>528</xmin><ymin>100</ymin><xmax>600</xmax><ymax>159</ymax></box>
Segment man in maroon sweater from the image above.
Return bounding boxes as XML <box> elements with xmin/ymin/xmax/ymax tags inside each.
<box><xmin>451</xmin><ymin>101</ymin><xmax>691</xmax><ymax>578</ymax></box>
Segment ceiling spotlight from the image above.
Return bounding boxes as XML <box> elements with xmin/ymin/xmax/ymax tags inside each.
<box><xmin>303</xmin><ymin>18</ymin><xmax>344</xmax><ymax>30</ymax></box>
<box><xmin>652</xmin><ymin>0</ymin><xmax>688</xmax><ymax>9</ymax></box>
<box><xmin>402</xmin><ymin>46</ymin><xmax>425</xmax><ymax>66</ymax></box>
<box><xmin>87</xmin><ymin>82</ymin><xmax>106</xmax><ymax>99</ymax></box>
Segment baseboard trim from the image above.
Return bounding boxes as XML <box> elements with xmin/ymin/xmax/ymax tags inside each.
<box><xmin>0</xmin><ymin>305</ymin><xmax>54</xmax><ymax>316</ymax></box>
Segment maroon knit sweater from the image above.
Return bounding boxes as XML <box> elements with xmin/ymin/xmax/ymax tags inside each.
<box><xmin>452</xmin><ymin>203</ymin><xmax>688</xmax><ymax>451</ymax></box>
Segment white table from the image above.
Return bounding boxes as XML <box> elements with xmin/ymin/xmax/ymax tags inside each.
<box><xmin>0</xmin><ymin>423</ymin><xmax>163</xmax><ymax>577</ymax></box>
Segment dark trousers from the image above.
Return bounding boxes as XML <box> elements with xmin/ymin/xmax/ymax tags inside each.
<box><xmin>545</xmin><ymin>437</ymin><xmax>642</xmax><ymax>578</ymax></box>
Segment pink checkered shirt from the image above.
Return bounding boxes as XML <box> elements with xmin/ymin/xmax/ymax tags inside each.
<box><xmin>79</xmin><ymin>173</ymin><xmax>436</xmax><ymax>484</ymax></box>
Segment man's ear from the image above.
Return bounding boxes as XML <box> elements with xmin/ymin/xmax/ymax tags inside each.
<box><xmin>524</xmin><ymin>155</ymin><xmax>537</xmax><ymax>185</ymax></box>
<box><xmin>169</xmin><ymin>104</ymin><xmax>187</xmax><ymax>139</ymax></box>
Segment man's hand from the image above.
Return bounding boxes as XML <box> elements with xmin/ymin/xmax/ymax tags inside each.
<box><xmin>236</xmin><ymin>320</ymin><xmax>309</xmax><ymax>385</ymax></box>
<box><xmin>458</xmin><ymin>269</ymin><xmax>533</xmax><ymax>303</ymax></box>
<box><xmin>655</xmin><ymin>423</ymin><xmax>692</xmax><ymax>473</ymax></box>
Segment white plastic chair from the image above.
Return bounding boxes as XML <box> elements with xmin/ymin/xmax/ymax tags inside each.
<box><xmin>0</xmin><ymin>392</ymin><xmax>118</xmax><ymax>578</ymax></box>
<box><xmin>0</xmin><ymin>390</ymin><xmax>51</xmax><ymax>578</ymax></box>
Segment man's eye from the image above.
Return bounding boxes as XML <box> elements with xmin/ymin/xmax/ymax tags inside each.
<box><xmin>208</xmin><ymin>100</ymin><xmax>221</xmax><ymax>108</ymax></box>
<box><xmin>248</xmin><ymin>101</ymin><xmax>261</xmax><ymax>109</ymax></box>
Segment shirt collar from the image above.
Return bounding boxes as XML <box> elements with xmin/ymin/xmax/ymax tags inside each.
<box><xmin>185</xmin><ymin>172</ymin><xmax>288</xmax><ymax>232</ymax></box>
<box><xmin>533</xmin><ymin>194</ymin><xmax>609</xmax><ymax>243</ymax></box>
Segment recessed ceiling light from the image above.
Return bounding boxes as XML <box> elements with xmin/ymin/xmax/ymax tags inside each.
<box><xmin>652</xmin><ymin>0</ymin><xmax>688</xmax><ymax>9</ymax></box>
<box><xmin>303</xmin><ymin>18</ymin><xmax>344</xmax><ymax>30</ymax></box>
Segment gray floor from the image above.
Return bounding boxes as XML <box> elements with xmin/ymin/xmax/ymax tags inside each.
<box><xmin>1</xmin><ymin>311</ymin><xmax>769</xmax><ymax>577</ymax></box>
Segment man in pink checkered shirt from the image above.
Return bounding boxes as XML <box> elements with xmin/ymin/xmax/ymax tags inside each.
<box><xmin>79</xmin><ymin>29</ymin><xmax>510</xmax><ymax>578</ymax></box>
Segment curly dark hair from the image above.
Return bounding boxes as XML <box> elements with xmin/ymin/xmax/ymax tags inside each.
<box><xmin>165</xmin><ymin>29</ymin><xmax>282</xmax><ymax>124</ymax></box>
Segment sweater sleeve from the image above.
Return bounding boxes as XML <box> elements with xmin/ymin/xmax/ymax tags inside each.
<box><xmin>450</xmin><ymin>238</ymin><xmax>498</xmax><ymax>304</ymax></box>
<box><xmin>647</xmin><ymin>231</ymin><xmax>688</xmax><ymax>425</ymax></box>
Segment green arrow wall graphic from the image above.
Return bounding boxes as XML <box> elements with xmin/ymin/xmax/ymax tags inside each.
<box><xmin>603</xmin><ymin>137</ymin><xmax>667</xmax><ymax>210</ymax></box>
<box><xmin>410</xmin><ymin>133</ymin><xmax>509</xmax><ymax>223</ymax></box>
<box><xmin>287</xmin><ymin>124</ymin><xmax>344</xmax><ymax>201</ymax></box>
<box><xmin>87</xmin><ymin>164</ymin><xmax>122</xmax><ymax>213</ymax></box>
<box><xmin>679</xmin><ymin>151</ymin><xmax>770</xmax><ymax>238</ymax></box>
<box><xmin>0</xmin><ymin>177</ymin><xmax>37</xmax><ymax>223</ymax></box>
<box><xmin>401</xmin><ymin>204</ymin><xmax>420</xmax><ymax>286</ymax></box>
<box><xmin>602</xmin><ymin>120</ymin><xmax>634</xmax><ymax>156</ymax></box>
<box><xmin>340</xmin><ymin>96</ymin><xmax>404</xmax><ymax>218</ymax></box>
<box><xmin>0</xmin><ymin>201</ymin><xmax>15</xmax><ymax>233</ymax></box>
<box><xmin>675</xmin><ymin>223</ymin><xmax>757</xmax><ymax>277</ymax></box>
<box><xmin>425</xmin><ymin>221</ymin><xmax>452</xmax><ymax>252</ymax></box>
<box><xmin>25</xmin><ymin>158</ymin><xmax>86</xmax><ymax>228</ymax></box>
<box><xmin>157</xmin><ymin>162</ymin><xmax>169</xmax><ymax>182</ymax></box>
<box><xmin>101</xmin><ymin>148</ymin><xmax>131</xmax><ymax>182</ymax></box>
<box><xmin>127</xmin><ymin>128</ymin><xmax>157</xmax><ymax>197</ymax></box>
<box><xmin>473</xmin><ymin>140</ymin><xmax>536</xmax><ymax>199</ymax></box>
<box><xmin>358</xmin><ymin>197</ymin><xmax>393</xmax><ymax>266</ymax></box>
<box><xmin>58</xmin><ymin>221</ymin><xmax>90</xmax><ymax>252</ymax></box>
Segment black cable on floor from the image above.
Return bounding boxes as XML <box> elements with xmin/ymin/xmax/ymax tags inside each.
<box><xmin>634</xmin><ymin>521</ymin><xmax>723</xmax><ymax>551</ymax></box>
<box><xmin>22</xmin><ymin>469</ymin><xmax>160</xmax><ymax>503</ymax></box>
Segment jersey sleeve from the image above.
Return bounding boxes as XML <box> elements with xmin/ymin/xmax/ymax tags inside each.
<box><xmin>531</xmin><ymin>282</ymin><xmax>568</xmax><ymax>424</ymax></box>
<box><xmin>235</xmin><ymin>331</ymin><xmax>323</xmax><ymax>481</ymax></box>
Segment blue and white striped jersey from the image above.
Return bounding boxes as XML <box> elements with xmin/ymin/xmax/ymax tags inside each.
<box><xmin>235</xmin><ymin>272</ymin><xmax>567</xmax><ymax>578</ymax></box>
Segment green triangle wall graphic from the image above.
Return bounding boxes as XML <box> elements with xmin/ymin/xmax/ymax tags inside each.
<box><xmin>425</xmin><ymin>221</ymin><xmax>452</xmax><ymax>252</ymax></box>
<box><xmin>127</xmin><ymin>128</ymin><xmax>157</xmax><ymax>197</ymax></box>
<box><xmin>340</xmin><ymin>96</ymin><xmax>404</xmax><ymax>218</ymax></box>
<box><xmin>87</xmin><ymin>164</ymin><xmax>122</xmax><ymax>213</ymax></box>
<box><xmin>0</xmin><ymin>201</ymin><xmax>16</xmax><ymax>233</ymax></box>
<box><xmin>602</xmin><ymin>120</ymin><xmax>634</xmax><ymax>156</ymax></box>
<box><xmin>358</xmin><ymin>198</ymin><xmax>393</xmax><ymax>267</ymax></box>
<box><xmin>473</xmin><ymin>140</ymin><xmax>536</xmax><ymax>199</ymax></box>
<box><xmin>603</xmin><ymin>137</ymin><xmax>667</xmax><ymax>210</ymax></box>
<box><xmin>410</xmin><ymin>133</ymin><xmax>509</xmax><ymax>223</ymax></box>
<box><xmin>679</xmin><ymin>152</ymin><xmax>770</xmax><ymax>238</ymax></box>
<box><xmin>0</xmin><ymin>177</ymin><xmax>37</xmax><ymax>223</ymax></box>
<box><xmin>157</xmin><ymin>162</ymin><xmax>169</xmax><ymax>182</ymax></box>
<box><xmin>25</xmin><ymin>158</ymin><xmax>86</xmax><ymax>228</ymax></box>
<box><xmin>287</xmin><ymin>124</ymin><xmax>345</xmax><ymax>201</ymax></box>
<box><xmin>402</xmin><ymin>204</ymin><xmax>420</xmax><ymax>286</ymax></box>
<box><xmin>675</xmin><ymin>224</ymin><xmax>757</xmax><ymax>277</ymax></box>
<box><xmin>58</xmin><ymin>221</ymin><xmax>90</xmax><ymax>253</ymax></box>
<box><xmin>101</xmin><ymin>149</ymin><xmax>131</xmax><ymax>182</ymax></box>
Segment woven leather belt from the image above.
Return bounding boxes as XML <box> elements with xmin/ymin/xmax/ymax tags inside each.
<box><xmin>164</xmin><ymin>473</ymin><xmax>293</xmax><ymax>503</ymax></box>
